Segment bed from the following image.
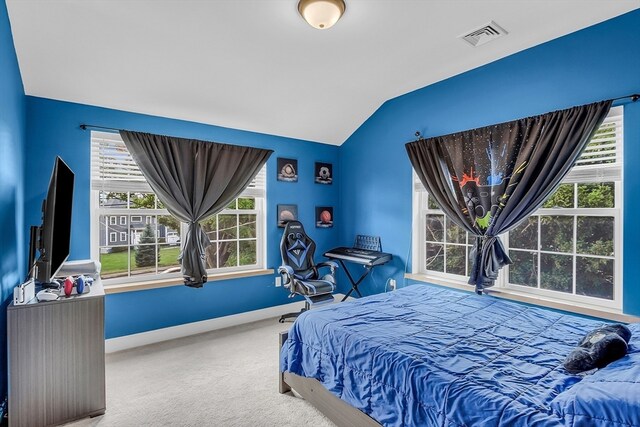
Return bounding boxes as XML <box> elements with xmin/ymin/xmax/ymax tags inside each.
<box><xmin>279</xmin><ymin>284</ymin><xmax>640</xmax><ymax>427</ymax></box>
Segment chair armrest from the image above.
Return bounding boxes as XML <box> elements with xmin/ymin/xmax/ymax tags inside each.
<box><xmin>278</xmin><ymin>265</ymin><xmax>294</xmax><ymax>276</ymax></box>
<box><xmin>278</xmin><ymin>265</ymin><xmax>296</xmax><ymax>294</ymax></box>
<box><xmin>316</xmin><ymin>261</ymin><xmax>338</xmax><ymax>275</ymax></box>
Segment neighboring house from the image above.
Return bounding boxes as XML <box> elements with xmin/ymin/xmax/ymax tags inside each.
<box><xmin>98</xmin><ymin>199</ymin><xmax>179</xmax><ymax>250</ymax></box>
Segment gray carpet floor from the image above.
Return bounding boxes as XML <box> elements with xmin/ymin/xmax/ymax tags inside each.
<box><xmin>66</xmin><ymin>319</ymin><xmax>334</xmax><ymax>427</ymax></box>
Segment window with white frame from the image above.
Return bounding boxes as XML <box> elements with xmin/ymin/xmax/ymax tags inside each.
<box><xmin>90</xmin><ymin>131</ymin><xmax>267</xmax><ymax>283</ymax></box>
<box><xmin>412</xmin><ymin>106</ymin><xmax>623</xmax><ymax>308</ymax></box>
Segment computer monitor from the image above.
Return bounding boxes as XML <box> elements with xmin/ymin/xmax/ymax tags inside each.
<box><xmin>32</xmin><ymin>156</ymin><xmax>75</xmax><ymax>284</ymax></box>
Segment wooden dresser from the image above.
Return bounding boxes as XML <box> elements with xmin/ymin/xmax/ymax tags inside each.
<box><xmin>7</xmin><ymin>279</ymin><xmax>105</xmax><ymax>426</ymax></box>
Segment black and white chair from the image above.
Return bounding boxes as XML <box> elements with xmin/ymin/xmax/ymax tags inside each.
<box><xmin>278</xmin><ymin>221</ymin><xmax>337</xmax><ymax>323</ymax></box>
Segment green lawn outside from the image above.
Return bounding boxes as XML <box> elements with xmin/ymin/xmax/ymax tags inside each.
<box><xmin>100</xmin><ymin>246</ymin><xmax>181</xmax><ymax>276</ymax></box>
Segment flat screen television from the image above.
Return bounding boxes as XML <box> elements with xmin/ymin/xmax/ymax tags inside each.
<box><xmin>32</xmin><ymin>156</ymin><xmax>75</xmax><ymax>284</ymax></box>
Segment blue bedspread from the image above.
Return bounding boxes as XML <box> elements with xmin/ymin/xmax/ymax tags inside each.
<box><xmin>280</xmin><ymin>285</ymin><xmax>640</xmax><ymax>426</ymax></box>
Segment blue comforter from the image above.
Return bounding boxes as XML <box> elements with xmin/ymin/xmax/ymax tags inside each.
<box><xmin>280</xmin><ymin>285</ymin><xmax>640</xmax><ymax>426</ymax></box>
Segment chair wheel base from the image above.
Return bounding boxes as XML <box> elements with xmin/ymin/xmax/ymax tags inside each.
<box><xmin>278</xmin><ymin>307</ymin><xmax>308</xmax><ymax>323</ymax></box>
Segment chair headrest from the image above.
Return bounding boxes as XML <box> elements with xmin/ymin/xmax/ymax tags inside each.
<box><xmin>280</xmin><ymin>221</ymin><xmax>316</xmax><ymax>272</ymax></box>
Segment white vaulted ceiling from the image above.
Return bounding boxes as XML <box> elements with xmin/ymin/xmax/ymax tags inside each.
<box><xmin>6</xmin><ymin>1</ymin><xmax>638</xmax><ymax>145</ymax></box>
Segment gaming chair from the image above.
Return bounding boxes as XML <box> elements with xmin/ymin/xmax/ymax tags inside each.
<box><xmin>278</xmin><ymin>221</ymin><xmax>337</xmax><ymax>323</ymax></box>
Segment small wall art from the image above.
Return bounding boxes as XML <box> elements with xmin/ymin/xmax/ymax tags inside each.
<box><xmin>314</xmin><ymin>162</ymin><xmax>333</xmax><ymax>185</ymax></box>
<box><xmin>277</xmin><ymin>204</ymin><xmax>299</xmax><ymax>228</ymax></box>
<box><xmin>277</xmin><ymin>158</ymin><xmax>298</xmax><ymax>182</ymax></box>
<box><xmin>315</xmin><ymin>206</ymin><xmax>334</xmax><ymax>228</ymax></box>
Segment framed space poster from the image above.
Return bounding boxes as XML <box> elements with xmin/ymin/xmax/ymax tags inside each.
<box><xmin>315</xmin><ymin>206</ymin><xmax>334</xmax><ymax>228</ymax></box>
<box><xmin>314</xmin><ymin>162</ymin><xmax>333</xmax><ymax>185</ymax></box>
<box><xmin>277</xmin><ymin>204</ymin><xmax>298</xmax><ymax>228</ymax></box>
<box><xmin>277</xmin><ymin>158</ymin><xmax>298</xmax><ymax>182</ymax></box>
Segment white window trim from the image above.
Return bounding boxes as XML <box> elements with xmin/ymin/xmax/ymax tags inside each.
<box><xmin>90</xmin><ymin>131</ymin><xmax>267</xmax><ymax>285</ymax></box>
<box><xmin>120</xmin><ymin>232</ymin><xmax>127</xmax><ymax>242</ymax></box>
<box><xmin>411</xmin><ymin>106</ymin><xmax>623</xmax><ymax>310</ymax></box>
<box><xmin>131</xmin><ymin>215</ymin><xmax>142</xmax><ymax>223</ymax></box>
<box><xmin>109</xmin><ymin>232</ymin><xmax>117</xmax><ymax>243</ymax></box>
<box><xmin>120</xmin><ymin>215</ymin><xmax>126</xmax><ymax>225</ymax></box>
<box><xmin>109</xmin><ymin>216</ymin><xmax>116</xmax><ymax>225</ymax></box>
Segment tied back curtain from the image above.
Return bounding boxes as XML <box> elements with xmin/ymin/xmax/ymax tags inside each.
<box><xmin>120</xmin><ymin>130</ymin><xmax>273</xmax><ymax>288</ymax></box>
<box><xmin>406</xmin><ymin>100</ymin><xmax>612</xmax><ymax>293</ymax></box>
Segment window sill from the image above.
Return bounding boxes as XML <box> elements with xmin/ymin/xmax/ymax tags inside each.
<box><xmin>404</xmin><ymin>273</ymin><xmax>640</xmax><ymax>323</ymax></box>
<box><xmin>104</xmin><ymin>269</ymin><xmax>275</xmax><ymax>294</ymax></box>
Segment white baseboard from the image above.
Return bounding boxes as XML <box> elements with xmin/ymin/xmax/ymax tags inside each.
<box><xmin>105</xmin><ymin>293</ymin><xmax>348</xmax><ymax>353</ymax></box>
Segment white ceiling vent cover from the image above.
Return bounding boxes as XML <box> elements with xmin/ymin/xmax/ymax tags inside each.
<box><xmin>460</xmin><ymin>21</ymin><xmax>508</xmax><ymax>47</ymax></box>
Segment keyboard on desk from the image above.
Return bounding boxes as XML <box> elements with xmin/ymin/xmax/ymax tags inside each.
<box><xmin>324</xmin><ymin>247</ymin><xmax>392</xmax><ymax>267</ymax></box>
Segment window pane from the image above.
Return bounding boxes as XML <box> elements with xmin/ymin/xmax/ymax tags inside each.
<box><xmin>577</xmin><ymin>183</ymin><xmax>615</xmax><ymax>208</ymax></box>
<box><xmin>226</xmin><ymin>199</ymin><xmax>237</xmax><ymax>210</ymax></box>
<box><xmin>134</xmin><ymin>223</ymin><xmax>157</xmax><ymax>245</ymax></box>
<box><xmin>239</xmin><ymin>240</ymin><xmax>257</xmax><ymax>266</ymax></box>
<box><xmin>509</xmin><ymin>250</ymin><xmax>537</xmax><ymax>287</ymax></box>
<box><xmin>425</xmin><ymin>215</ymin><xmax>444</xmax><ymax>242</ymax></box>
<box><xmin>99</xmin><ymin>215</ymin><xmax>128</xmax><ymax>246</ymax></box>
<box><xmin>218</xmin><ymin>241</ymin><xmax>238</xmax><ymax>268</ymax></box>
<box><xmin>509</xmin><ymin>217</ymin><xmax>538</xmax><ymax>250</ymax></box>
<box><xmin>446</xmin><ymin>220</ymin><xmax>466</xmax><ymax>244</ymax></box>
<box><xmin>540</xmin><ymin>253</ymin><xmax>572</xmax><ymax>293</ymax></box>
<box><xmin>576</xmin><ymin>216</ymin><xmax>614</xmax><ymax>256</ymax></box>
<box><xmin>445</xmin><ymin>245</ymin><xmax>466</xmax><ymax>276</ymax></box>
<box><xmin>201</xmin><ymin>216</ymin><xmax>218</xmax><ymax>241</ymax></box>
<box><xmin>99</xmin><ymin>246</ymin><xmax>129</xmax><ymax>279</ymax></box>
<box><xmin>540</xmin><ymin>216</ymin><xmax>573</xmax><ymax>253</ymax></box>
<box><xmin>238</xmin><ymin>197</ymin><xmax>255</xmax><ymax>209</ymax></box>
<box><xmin>157</xmin><ymin>215</ymin><xmax>181</xmax><ymax>244</ymax></box>
<box><xmin>576</xmin><ymin>257</ymin><xmax>614</xmax><ymax>300</ymax></box>
<box><xmin>425</xmin><ymin>243</ymin><xmax>444</xmax><ymax>272</ymax></box>
<box><xmin>218</xmin><ymin>215</ymin><xmax>238</xmax><ymax>240</ymax></box>
<box><xmin>204</xmin><ymin>245</ymin><xmax>219</xmax><ymax>269</ymax></box>
<box><xmin>129</xmin><ymin>192</ymin><xmax>156</xmax><ymax>209</ymax></box>
<box><xmin>239</xmin><ymin>214</ymin><xmax>257</xmax><ymax>239</ymax></box>
<box><xmin>542</xmin><ymin>184</ymin><xmax>574</xmax><ymax>208</ymax></box>
<box><xmin>99</xmin><ymin>191</ymin><xmax>128</xmax><ymax>208</ymax></box>
<box><xmin>131</xmin><ymin>245</ymin><xmax>158</xmax><ymax>276</ymax></box>
<box><xmin>427</xmin><ymin>196</ymin><xmax>440</xmax><ymax>210</ymax></box>
<box><xmin>158</xmin><ymin>244</ymin><xmax>181</xmax><ymax>274</ymax></box>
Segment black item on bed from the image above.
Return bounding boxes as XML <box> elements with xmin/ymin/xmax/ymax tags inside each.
<box><xmin>564</xmin><ymin>324</ymin><xmax>632</xmax><ymax>374</ymax></box>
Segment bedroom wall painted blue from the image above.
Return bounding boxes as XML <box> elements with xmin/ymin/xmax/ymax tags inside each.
<box><xmin>24</xmin><ymin>97</ymin><xmax>339</xmax><ymax>338</ymax></box>
<box><xmin>338</xmin><ymin>9</ymin><xmax>640</xmax><ymax>315</ymax></box>
<box><xmin>0</xmin><ymin>0</ymin><xmax>26</xmax><ymax>405</ymax></box>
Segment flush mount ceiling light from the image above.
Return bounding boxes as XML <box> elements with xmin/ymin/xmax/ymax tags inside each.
<box><xmin>298</xmin><ymin>0</ymin><xmax>346</xmax><ymax>30</ymax></box>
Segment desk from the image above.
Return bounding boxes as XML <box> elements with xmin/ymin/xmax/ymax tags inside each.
<box><xmin>7</xmin><ymin>279</ymin><xmax>105</xmax><ymax>427</ymax></box>
<box><xmin>324</xmin><ymin>247</ymin><xmax>392</xmax><ymax>301</ymax></box>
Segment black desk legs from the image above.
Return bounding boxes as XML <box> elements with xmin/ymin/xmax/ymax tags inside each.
<box><xmin>339</xmin><ymin>259</ymin><xmax>372</xmax><ymax>302</ymax></box>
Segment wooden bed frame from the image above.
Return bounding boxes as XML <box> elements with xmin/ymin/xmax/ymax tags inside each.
<box><xmin>278</xmin><ymin>331</ymin><xmax>382</xmax><ymax>427</ymax></box>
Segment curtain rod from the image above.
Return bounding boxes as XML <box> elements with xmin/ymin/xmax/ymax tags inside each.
<box><xmin>79</xmin><ymin>124</ymin><xmax>120</xmax><ymax>132</ymax></box>
<box><xmin>81</xmin><ymin>93</ymin><xmax>640</xmax><ymax>137</ymax></box>
<box><xmin>410</xmin><ymin>93</ymin><xmax>639</xmax><ymax>142</ymax></box>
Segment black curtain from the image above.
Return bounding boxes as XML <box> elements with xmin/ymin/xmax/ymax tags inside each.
<box><xmin>120</xmin><ymin>131</ymin><xmax>273</xmax><ymax>288</ymax></box>
<box><xmin>406</xmin><ymin>101</ymin><xmax>612</xmax><ymax>293</ymax></box>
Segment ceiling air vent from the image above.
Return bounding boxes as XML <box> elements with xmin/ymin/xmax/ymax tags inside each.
<box><xmin>460</xmin><ymin>21</ymin><xmax>507</xmax><ymax>47</ymax></box>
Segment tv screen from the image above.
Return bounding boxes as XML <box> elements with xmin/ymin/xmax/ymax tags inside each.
<box><xmin>36</xmin><ymin>157</ymin><xmax>75</xmax><ymax>284</ymax></box>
